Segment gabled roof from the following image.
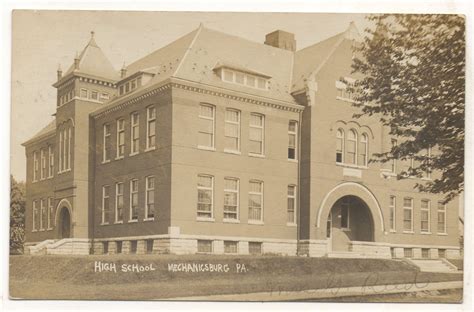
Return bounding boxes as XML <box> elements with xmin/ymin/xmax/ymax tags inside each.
<box><xmin>22</xmin><ymin>120</ymin><xmax>56</xmax><ymax>146</ymax></box>
<box><xmin>62</xmin><ymin>32</ymin><xmax>119</xmax><ymax>82</ymax></box>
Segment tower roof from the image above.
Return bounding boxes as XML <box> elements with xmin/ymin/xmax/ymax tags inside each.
<box><xmin>61</xmin><ymin>31</ymin><xmax>119</xmax><ymax>83</ymax></box>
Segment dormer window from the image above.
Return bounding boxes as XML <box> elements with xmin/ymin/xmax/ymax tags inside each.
<box><xmin>220</xmin><ymin>68</ymin><xmax>269</xmax><ymax>90</ymax></box>
<box><xmin>336</xmin><ymin>77</ymin><xmax>355</xmax><ymax>102</ymax></box>
<box><xmin>119</xmin><ymin>77</ymin><xmax>141</xmax><ymax>96</ymax></box>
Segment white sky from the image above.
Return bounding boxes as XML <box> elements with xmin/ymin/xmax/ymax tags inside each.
<box><xmin>10</xmin><ymin>11</ymin><xmax>372</xmax><ymax>182</ymax></box>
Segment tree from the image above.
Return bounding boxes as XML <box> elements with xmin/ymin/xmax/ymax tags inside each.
<box><xmin>10</xmin><ymin>175</ymin><xmax>26</xmax><ymax>254</ymax></box>
<box><xmin>350</xmin><ymin>14</ymin><xmax>465</xmax><ymax>203</ymax></box>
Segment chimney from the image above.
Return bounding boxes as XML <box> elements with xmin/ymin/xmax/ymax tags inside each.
<box><xmin>120</xmin><ymin>62</ymin><xmax>127</xmax><ymax>78</ymax></box>
<box><xmin>264</xmin><ymin>30</ymin><xmax>296</xmax><ymax>52</ymax></box>
<box><xmin>57</xmin><ymin>64</ymin><xmax>62</xmax><ymax>80</ymax></box>
<box><xmin>74</xmin><ymin>51</ymin><xmax>80</xmax><ymax>69</ymax></box>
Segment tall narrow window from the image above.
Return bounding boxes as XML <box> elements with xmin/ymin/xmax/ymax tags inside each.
<box><xmin>249</xmin><ymin>114</ymin><xmax>264</xmax><ymax>155</ymax></box>
<box><xmin>40</xmin><ymin>149</ymin><xmax>46</xmax><ymax>180</ymax></box>
<box><xmin>145</xmin><ymin>176</ymin><xmax>155</xmax><ymax>219</ymax></box>
<box><xmin>389</xmin><ymin>196</ymin><xmax>396</xmax><ymax>231</ymax></box>
<box><xmin>102</xmin><ymin>185</ymin><xmax>110</xmax><ymax>225</ymax></box>
<box><xmin>62</xmin><ymin>128</ymin><xmax>67</xmax><ymax>171</ymax></box>
<box><xmin>130</xmin><ymin>112</ymin><xmax>140</xmax><ymax>155</ymax></box>
<box><xmin>33</xmin><ymin>151</ymin><xmax>38</xmax><ymax>182</ymax></box>
<box><xmin>58</xmin><ymin>131</ymin><xmax>63</xmax><ymax>173</ymax></box>
<box><xmin>336</xmin><ymin>129</ymin><xmax>344</xmax><ymax>163</ymax></box>
<box><xmin>103</xmin><ymin>124</ymin><xmax>111</xmax><ymax>162</ymax></box>
<box><xmin>198</xmin><ymin>104</ymin><xmax>215</xmax><ymax>149</ymax></box>
<box><xmin>403</xmin><ymin>198</ymin><xmax>413</xmax><ymax>232</ymax></box>
<box><xmin>224</xmin><ymin>109</ymin><xmax>240</xmax><ymax>152</ymax></box>
<box><xmin>391</xmin><ymin>139</ymin><xmax>398</xmax><ymax>173</ymax></box>
<box><xmin>115</xmin><ymin>183</ymin><xmax>124</xmax><ymax>223</ymax></box>
<box><xmin>341</xmin><ymin>197</ymin><xmax>350</xmax><ymax>229</ymax></box>
<box><xmin>47</xmin><ymin>197</ymin><xmax>54</xmax><ymax>229</ymax></box>
<box><xmin>346</xmin><ymin>129</ymin><xmax>357</xmax><ymax>165</ymax></box>
<box><xmin>197</xmin><ymin>175</ymin><xmax>213</xmax><ymax>219</ymax></box>
<box><xmin>32</xmin><ymin>201</ymin><xmax>38</xmax><ymax>231</ymax></box>
<box><xmin>130</xmin><ymin>179</ymin><xmax>139</xmax><ymax>221</ymax></box>
<box><xmin>146</xmin><ymin>106</ymin><xmax>156</xmax><ymax>150</ymax></box>
<box><xmin>421</xmin><ymin>200</ymin><xmax>430</xmax><ymax>233</ymax></box>
<box><xmin>67</xmin><ymin>127</ymin><xmax>72</xmax><ymax>170</ymax></box>
<box><xmin>288</xmin><ymin>121</ymin><xmax>297</xmax><ymax>160</ymax></box>
<box><xmin>116</xmin><ymin>119</ymin><xmax>125</xmax><ymax>158</ymax></box>
<box><xmin>360</xmin><ymin>133</ymin><xmax>368</xmax><ymax>166</ymax></box>
<box><xmin>248</xmin><ymin>180</ymin><xmax>263</xmax><ymax>222</ymax></box>
<box><xmin>437</xmin><ymin>202</ymin><xmax>447</xmax><ymax>234</ymax></box>
<box><xmin>223</xmin><ymin>178</ymin><xmax>239</xmax><ymax>220</ymax></box>
<box><xmin>287</xmin><ymin>185</ymin><xmax>296</xmax><ymax>224</ymax></box>
<box><xmin>40</xmin><ymin>199</ymin><xmax>46</xmax><ymax>230</ymax></box>
<box><xmin>48</xmin><ymin>146</ymin><xmax>54</xmax><ymax>178</ymax></box>
<box><xmin>424</xmin><ymin>147</ymin><xmax>432</xmax><ymax>179</ymax></box>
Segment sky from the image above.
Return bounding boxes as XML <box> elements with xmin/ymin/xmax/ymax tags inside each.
<box><xmin>10</xmin><ymin>11</ymin><xmax>372</xmax><ymax>181</ymax></box>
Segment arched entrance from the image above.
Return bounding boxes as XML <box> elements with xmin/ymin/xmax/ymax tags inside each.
<box><xmin>58</xmin><ymin>207</ymin><xmax>71</xmax><ymax>239</ymax></box>
<box><xmin>326</xmin><ymin>195</ymin><xmax>374</xmax><ymax>252</ymax></box>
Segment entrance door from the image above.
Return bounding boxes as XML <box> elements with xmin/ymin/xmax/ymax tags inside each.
<box><xmin>59</xmin><ymin>208</ymin><xmax>71</xmax><ymax>238</ymax></box>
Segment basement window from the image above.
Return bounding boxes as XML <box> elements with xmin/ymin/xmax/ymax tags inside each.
<box><xmin>197</xmin><ymin>240</ymin><xmax>213</xmax><ymax>253</ymax></box>
<box><xmin>224</xmin><ymin>241</ymin><xmax>238</xmax><ymax>254</ymax></box>
<box><xmin>249</xmin><ymin>242</ymin><xmax>262</xmax><ymax>255</ymax></box>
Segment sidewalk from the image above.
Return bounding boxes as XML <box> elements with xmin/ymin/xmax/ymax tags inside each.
<box><xmin>167</xmin><ymin>280</ymin><xmax>463</xmax><ymax>301</ymax></box>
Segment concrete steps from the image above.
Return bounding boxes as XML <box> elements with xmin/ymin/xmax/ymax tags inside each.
<box><xmin>27</xmin><ymin>238</ymin><xmax>91</xmax><ymax>255</ymax></box>
<box><xmin>410</xmin><ymin>259</ymin><xmax>458</xmax><ymax>273</ymax></box>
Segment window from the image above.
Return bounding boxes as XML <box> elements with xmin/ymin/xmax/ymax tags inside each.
<box><xmin>102</xmin><ymin>186</ymin><xmax>110</xmax><ymax>224</ymax></box>
<box><xmin>116</xmin><ymin>241</ymin><xmax>123</xmax><ymax>254</ymax></box>
<box><xmin>223</xmin><ymin>178</ymin><xmax>239</xmax><ymax>220</ymax></box>
<box><xmin>100</xmin><ymin>93</ymin><xmax>109</xmax><ymax>101</ymax></box>
<box><xmin>145</xmin><ymin>176</ymin><xmax>155</xmax><ymax>219</ymax></box>
<box><xmin>287</xmin><ymin>185</ymin><xmax>296</xmax><ymax>224</ymax></box>
<box><xmin>40</xmin><ymin>149</ymin><xmax>46</xmax><ymax>180</ymax></box>
<box><xmin>437</xmin><ymin>202</ymin><xmax>446</xmax><ymax>233</ymax></box>
<box><xmin>359</xmin><ymin>133</ymin><xmax>368</xmax><ymax>166</ymax></box>
<box><xmin>80</xmin><ymin>88</ymin><xmax>88</xmax><ymax>98</ymax></box>
<box><xmin>115</xmin><ymin>183</ymin><xmax>124</xmax><ymax>223</ymax></box>
<box><xmin>391</xmin><ymin>139</ymin><xmax>397</xmax><ymax>173</ymax></box>
<box><xmin>249</xmin><ymin>114</ymin><xmax>264</xmax><ymax>155</ymax></box>
<box><xmin>146</xmin><ymin>106</ymin><xmax>156</xmax><ymax>150</ymax></box>
<box><xmin>439</xmin><ymin>249</ymin><xmax>446</xmax><ymax>258</ymax></box>
<box><xmin>103</xmin><ymin>242</ymin><xmax>109</xmax><ymax>254</ymax></box>
<box><xmin>103</xmin><ymin>124</ymin><xmax>111</xmax><ymax>162</ymax></box>
<box><xmin>341</xmin><ymin>197</ymin><xmax>350</xmax><ymax>229</ymax></box>
<box><xmin>67</xmin><ymin>127</ymin><xmax>72</xmax><ymax>170</ymax></box>
<box><xmin>130</xmin><ymin>240</ymin><xmax>137</xmax><ymax>254</ymax></box>
<box><xmin>32</xmin><ymin>201</ymin><xmax>38</xmax><ymax>231</ymax></box>
<box><xmin>197</xmin><ymin>175</ymin><xmax>213</xmax><ymax>219</ymax></box>
<box><xmin>130</xmin><ymin>179</ymin><xmax>139</xmax><ymax>221</ymax></box>
<box><xmin>249</xmin><ymin>242</ymin><xmax>262</xmax><ymax>255</ymax></box>
<box><xmin>47</xmin><ymin>198</ymin><xmax>54</xmax><ymax>229</ymax></box>
<box><xmin>119</xmin><ymin>85</ymin><xmax>124</xmax><ymax>95</ymax></box>
<box><xmin>125</xmin><ymin>82</ymin><xmax>130</xmax><ymax>93</ymax></box>
<box><xmin>225</xmin><ymin>109</ymin><xmax>240</xmax><ymax>152</ymax></box>
<box><xmin>220</xmin><ymin>68</ymin><xmax>268</xmax><ymax>90</ymax></box>
<box><xmin>130</xmin><ymin>112</ymin><xmax>140</xmax><ymax>155</ymax></box>
<box><xmin>116</xmin><ymin>119</ymin><xmax>125</xmax><ymax>158</ymax></box>
<box><xmin>48</xmin><ymin>146</ymin><xmax>54</xmax><ymax>178</ymax></box>
<box><xmin>33</xmin><ymin>151</ymin><xmax>38</xmax><ymax>182</ymax></box>
<box><xmin>146</xmin><ymin>239</ymin><xmax>154</xmax><ymax>254</ymax></box>
<box><xmin>403</xmin><ymin>198</ymin><xmax>413</xmax><ymax>232</ymax></box>
<box><xmin>288</xmin><ymin>121</ymin><xmax>297</xmax><ymax>160</ymax></box>
<box><xmin>346</xmin><ymin>129</ymin><xmax>357</xmax><ymax>165</ymax></box>
<box><xmin>422</xmin><ymin>248</ymin><xmax>430</xmax><ymax>259</ymax></box>
<box><xmin>336</xmin><ymin>129</ymin><xmax>344</xmax><ymax>163</ymax></box>
<box><xmin>198</xmin><ymin>104</ymin><xmax>215</xmax><ymax>149</ymax></box>
<box><xmin>421</xmin><ymin>200</ymin><xmax>431</xmax><ymax>233</ymax></box>
<box><xmin>248</xmin><ymin>180</ymin><xmax>263</xmax><ymax>222</ymax></box>
<box><xmin>335</xmin><ymin>80</ymin><xmax>353</xmax><ymax>100</ymax></box>
<box><xmin>404</xmin><ymin>248</ymin><xmax>413</xmax><ymax>258</ymax></box>
<box><xmin>91</xmin><ymin>90</ymin><xmax>98</xmax><ymax>100</ymax></box>
<box><xmin>389</xmin><ymin>196</ymin><xmax>396</xmax><ymax>231</ymax></box>
<box><xmin>197</xmin><ymin>240</ymin><xmax>213</xmax><ymax>253</ymax></box>
<box><xmin>58</xmin><ymin>131</ymin><xmax>62</xmax><ymax>173</ymax></box>
<box><xmin>424</xmin><ymin>147</ymin><xmax>432</xmax><ymax>179</ymax></box>
<box><xmin>40</xmin><ymin>199</ymin><xmax>46</xmax><ymax>230</ymax></box>
<box><xmin>224</xmin><ymin>241</ymin><xmax>238</xmax><ymax>254</ymax></box>
<box><xmin>130</xmin><ymin>79</ymin><xmax>137</xmax><ymax>90</ymax></box>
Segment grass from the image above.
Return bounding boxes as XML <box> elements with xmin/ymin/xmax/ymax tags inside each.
<box><xmin>9</xmin><ymin>254</ymin><xmax>463</xmax><ymax>300</ymax></box>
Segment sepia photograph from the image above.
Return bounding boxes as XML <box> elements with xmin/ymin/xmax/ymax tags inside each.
<box><xmin>7</xmin><ymin>8</ymin><xmax>466</xmax><ymax>305</ymax></box>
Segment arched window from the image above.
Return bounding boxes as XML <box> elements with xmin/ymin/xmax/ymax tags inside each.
<box><xmin>346</xmin><ymin>129</ymin><xmax>357</xmax><ymax>165</ymax></box>
<box><xmin>359</xmin><ymin>133</ymin><xmax>368</xmax><ymax>166</ymax></box>
<box><xmin>336</xmin><ymin>129</ymin><xmax>344</xmax><ymax>163</ymax></box>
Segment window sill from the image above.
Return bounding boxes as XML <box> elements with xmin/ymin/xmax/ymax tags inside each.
<box><xmin>39</xmin><ymin>229</ymin><xmax>45</xmax><ymax>232</ymax></box>
<box><xmin>32</xmin><ymin>229</ymin><xmax>37</xmax><ymax>232</ymax></box>
<box><xmin>197</xmin><ymin>217</ymin><xmax>215</xmax><ymax>222</ymax></box>
<box><xmin>341</xmin><ymin>228</ymin><xmax>351</xmax><ymax>232</ymax></box>
<box><xmin>144</xmin><ymin>218</ymin><xmax>155</xmax><ymax>222</ymax></box>
<box><xmin>224</xmin><ymin>149</ymin><xmax>241</xmax><ymax>155</ymax></box>
<box><xmin>420</xmin><ymin>231</ymin><xmax>432</xmax><ymax>235</ymax></box>
<box><xmin>101</xmin><ymin>160</ymin><xmax>111</xmax><ymax>164</ymax></box>
<box><xmin>115</xmin><ymin>156</ymin><xmax>124</xmax><ymax>161</ymax></box>
<box><xmin>336</xmin><ymin>163</ymin><xmax>368</xmax><ymax>170</ymax></box>
<box><xmin>437</xmin><ymin>232</ymin><xmax>448</xmax><ymax>236</ymax></box>
<box><xmin>144</xmin><ymin>147</ymin><xmax>156</xmax><ymax>153</ymax></box>
<box><xmin>114</xmin><ymin>221</ymin><xmax>123</xmax><ymax>224</ymax></box>
<box><xmin>286</xmin><ymin>222</ymin><xmax>297</xmax><ymax>227</ymax></box>
<box><xmin>288</xmin><ymin>159</ymin><xmax>298</xmax><ymax>163</ymax></box>
<box><xmin>389</xmin><ymin>230</ymin><xmax>397</xmax><ymax>233</ymax></box>
<box><xmin>223</xmin><ymin>218</ymin><xmax>240</xmax><ymax>224</ymax></box>
<box><xmin>47</xmin><ymin>227</ymin><xmax>53</xmax><ymax>231</ymax></box>
<box><xmin>336</xmin><ymin>96</ymin><xmax>356</xmax><ymax>103</ymax></box>
<box><xmin>129</xmin><ymin>152</ymin><xmax>139</xmax><ymax>157</ymax></box>
<box><xmin>248</xmin><ymin>220</ymin><xmax>264</xmax><ymax>225</ymax></box>
<box><xmin>100</xmin><ymin>222</ymin><xmax>109</xmax><ymax>226</ymax></box>
<box><xmin>198</xmin><ymin>146</ymin><xmax>216</xmax><ymax>152</ymax></box>
<box><xmin>403</xmin><ymin>231</ymin><xmax>415</xmax><ymax>234</ymax></box>
<box><xmin>248</xmin><ymin>153</ymin><xmax>265</xmax><ymax>158</ymax></box>
<box><xmin>128</xmin><ymin>219</ymin><xmax>138</xmax><ymax>223</ymax></box>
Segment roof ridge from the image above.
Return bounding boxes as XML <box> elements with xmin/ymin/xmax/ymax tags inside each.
<box><xmin>171</xmin><ymin>24</ymin><xmax>204</xmax><ymax>77</ymax></box>
<box><xmin>296</xmin><ymin>31</ymin><xmax>345</xmax><ymax>53</ymax></box>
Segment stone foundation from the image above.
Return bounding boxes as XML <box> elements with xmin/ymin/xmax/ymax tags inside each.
<box><xmin>349</xmin><ymin>241</ymin><xmax>392</xmax><ymax>259</ymax></box>
<box><xmin>297</xmin><ymin>240</ymin><xmax>328</xmax><ymax>257</ymax></box>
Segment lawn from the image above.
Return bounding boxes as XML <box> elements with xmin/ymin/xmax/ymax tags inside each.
<box><xmin>9</xmin><ymin>254</ymin><xmax>463</xmax><ymax>300</ymax></box>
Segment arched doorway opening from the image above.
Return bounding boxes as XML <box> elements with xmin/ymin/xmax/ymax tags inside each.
<box><xmin>58</xmin><ymin>207</ymin><xmax>71</xmax><ymax>239</ymax></box>
<box><xmin>326</xmin><ymin>195</ymin><xmax>374</xmax><ymax>252</ymax></box>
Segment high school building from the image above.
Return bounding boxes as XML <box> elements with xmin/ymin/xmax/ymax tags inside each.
<box><xmin>22</xmin><ymin>23</ymin><xmax>461</xmax><ymax>259</ymax></box>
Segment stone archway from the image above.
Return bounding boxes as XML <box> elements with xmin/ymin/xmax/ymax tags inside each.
<box><xmin>317</xmin><ymin>182</ymin><xmax>385</xmax><ymax>242</ymax></box>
